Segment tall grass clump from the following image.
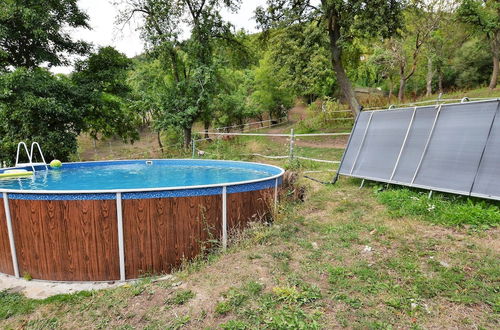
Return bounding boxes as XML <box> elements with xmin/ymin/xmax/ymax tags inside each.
<box><xmin>376</xmin><ymin>188</ymin><xmax>500</xmax><ymax>229</ymax></box>
<box><xmin>295</xmin><ymin>98</ymin><xmax>353</xmax><ymax>134</ymax></box>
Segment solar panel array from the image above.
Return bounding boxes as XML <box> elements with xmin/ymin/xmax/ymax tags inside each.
<box><xmin>337</xmin><ymin>99</ymin><xmax>500</xmax><ymax>201</ymax></box>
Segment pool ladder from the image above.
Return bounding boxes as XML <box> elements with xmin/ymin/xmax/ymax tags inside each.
<box><xmin>15</xmin><ymin>142</ymin><xmax>48</xmax><ymax>173</ymax></box>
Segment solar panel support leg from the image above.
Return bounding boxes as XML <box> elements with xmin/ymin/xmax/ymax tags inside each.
<box><xmin>359</xmin><ymin>179</ymin><xmax>365</xmax><ymax>189</ymax></box>
<box><xmin>436</xmin><ymin>92</ymin><xmax>442</xmax><ymax>106</ymax></box>
<box><xmin>428</xmin><ymin>190</ymin><xmax>433</xmax><ymax>199</ymax></box>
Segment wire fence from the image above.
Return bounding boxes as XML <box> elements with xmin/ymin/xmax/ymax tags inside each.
<box><xmin>210</xmin><ymin>117</ymin><xmax>289</xmax><ymax>133</ymax></box>
<box><xmin>192</xmin><ymin>128</ymin><xmax>350</xmax><ymax>170</ymax></box>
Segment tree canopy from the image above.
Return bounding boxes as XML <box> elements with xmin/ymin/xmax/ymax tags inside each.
<box><xmin>72</xmin><ymin>46</ymin><xmax>140</xmax><ymax>142</ymax></box>
<box><xmin>0</xmin><ymin>0</ymin><xmax>499</xmax><ymax>161</ymax></box>
<box><xmin>256</xmin><ymin>0</ymin><xmax>404</xmax><ymax>115</ymax></box>
<box><xmin>117</xmin><ymin>0</ymin><xmax>242</xmax><ymax>146</ymax></box>
<box><xmin>0</xmin><ymin>0</ymin><xmax>91</xmax><ymax>69</ymax></box>
<box><xmin>0</xmin><ymin>68</ymin><xmax>85</xmax><ymax>163</ymax></box>
<box><xmin>458</xmin><ymin>0</ymin><xmax>500</xmax><ymax>89</ymax></box>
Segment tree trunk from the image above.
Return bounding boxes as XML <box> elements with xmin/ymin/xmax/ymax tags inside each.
<box><xmin>489</xmin><ymin>46</ymin><xmax>499</xmax><ymax>89</ymax></box>
<box><xmin>426</xmin><ymin>57</ymin><xmax>433</xmax><ymax>97</ymax></box>
<box><xmin>398</xmin><ymin>78</ymin><xmax>406</xmax><ymax>103</ymax></box>
<box><xmin>327</xmin><ymin>13</ymin><xmax>360</xmax><ymax>116</ymax></box>
<box><xmin>255</xmin><ymin>114</ymin><xmax>264</xmax><ymax>127</ymax></box>
<box><xmin>488</xmin><ymin>32</ymin><xmax>500</xmax><ymax>89</ymax></box>
<box><xmin>157</xmin><ymin>131</ymin><xmax>164</xmax><ymax>153</ymax></box>
<box><xmin>183</xmin><ymin>126</ymin><xmax>192</xmax><ymax>149</ymax></box>
<box><xmin>438</xmin><ymin>70</ymin><xmax>444</xmax><ymax>94</ymax></box>
<box><xmin>204</xmin><ymin>120</ymin><xmax>211</xmax><ymax>140</ymax></box>
<box><xmin>388</xmin><ymin>78</ymin><xmax>393</xmax><ymax>101</ymax></box>
<box><xmin>334</xmin><ymin>60</ymin><xmax>360</xmax><ymax>115</ymax></box>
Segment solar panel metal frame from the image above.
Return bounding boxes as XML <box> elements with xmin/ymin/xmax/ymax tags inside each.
<box><xmin>335</xmin><ymin>99</ymin><xmax>500</xmax><ymax>201</ymax></box>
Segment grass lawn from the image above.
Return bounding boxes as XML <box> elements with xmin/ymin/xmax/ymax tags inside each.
<box><xmin>0</xmin><ymin>172</ymin><xmax>498</xmax><ymax>329</ymax></box>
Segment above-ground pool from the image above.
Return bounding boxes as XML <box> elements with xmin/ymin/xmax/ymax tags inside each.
<box><xmin>0</xmin><ymin>159</ymin><xmax>284</xmax><ymax>282</ymax></box>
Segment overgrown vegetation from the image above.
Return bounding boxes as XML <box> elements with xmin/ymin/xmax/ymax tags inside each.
<box><xmin>376</xmin><ymin>186</ymin><xmax>500</xmax><ymax>229</ymax></box>
<box><xmin>1</xmin><ymin>0</ymin><xmax>499</xmax><ymax>162</ymax></box>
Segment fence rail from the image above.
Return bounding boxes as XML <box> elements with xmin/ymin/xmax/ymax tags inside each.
<box><xmin>211</xmin><ymin>117</ymin><xmax>288</xmax><ymax>132</ymax></box>
<box><xmin>197</xmin><ymin>132</ymin><xmax>351</xmax><ymax>137</ymax></box>
<box><xmin>192</xmin><ymin>128</ymin><xmax>349</xmax><ymax>164</ymax></box>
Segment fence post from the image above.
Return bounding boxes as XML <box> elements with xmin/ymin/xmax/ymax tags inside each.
<box><xmin>192</xmin><ymin>138</ymin><xmax>196</xmax><ymax>158</ymax></box>
<box><xmin>436</xmin><ymin>92</ymin><xmax>442</xmax><ymax>106</ymax></box>
<box><xmin>289</xmin><ymin>128</ymin><xmax>295</xmax><ymax>161</ymax></box>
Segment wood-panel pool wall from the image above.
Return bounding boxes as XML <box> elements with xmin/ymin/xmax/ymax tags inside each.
<box><xmin>0</xmin><ymin>187</ymin><xmax>276</xmax><ymax>282</ymax></box>
<box><xmin>10</xmin><ymin>199</ymin><xmax>119</xmax><ymax>281</ymax></box>
<box><xmin>122</xmin><ymin>195</ymin><xmax>223</xmax><ymax>279</ymax></box>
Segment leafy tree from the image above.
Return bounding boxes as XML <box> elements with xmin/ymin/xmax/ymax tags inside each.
<box><xmin>0</xmin><ymin>0</ymin><xmax>91</xmax><ymax>69</ymax></box>
<box><xmin>256</xmin><ymin>0</ymin><xmax>403</xmax><ymax>115</ymax></box>
<box><xmin>428</xmin><ymin>18</ymin><xmax>470</xmax><ymax>93</ymax></box>
<box><xmin>211</xmin><ymin>69</ymin><xmax>256</xmax><ymax>132</ymax></box>
<box><xmin>128</xmin><ymin>57</ymin><xmax>168</xmax><ymax>149</ymax></box>
<box><xmin>0</xmin><ymin>68</ymin><xmax>86</xmax><ymax>164</ymax></box>
<box><xmin>362</xmin><ymin>45</ymin><xmax>400</xmax><ymax>98</ymax></box>
<box><xmin>117</xmin><ymin>0</ymin><xmax>240</xmax><ymax>147</ymax></box>
<box><xmin>267</xmin><ymin>24</ymin><xmax>336</xmax><ymax>102</ymax></box>
<box><xmin>458</xmin><ymin>0</ymin><xmax>500</xmax><ymax>89</ymax></box>
<box><xmin>0</xmin><ymin>0</ymin><xmax>94</xmax><ymax>164</ymax></box>
<box><xmin>452</xmin><ymin>38</ymin><xmax>492</xmax><ymax>89</ymax></box>
<box><xmin>388</xmin><ymin>0</ymin><xmax>444</xmax><ymax>101</ymax></box>
<box><xmin>249</xmin><ymin>54</ymin><xmax>294</xmax><ymax>120</ymax></box>
<box><xmin>72</xmin><ymin>47</ymin><xmax>140</xmax><ymax>142</ymax></box>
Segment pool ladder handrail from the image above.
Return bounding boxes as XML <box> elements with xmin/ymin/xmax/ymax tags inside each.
<box><xmin>15</xmin><ymin>142</ymin><xmax>48</xmax><ymax>172</ymax></box>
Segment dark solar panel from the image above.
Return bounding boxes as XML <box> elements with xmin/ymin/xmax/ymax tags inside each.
<box><xmin>470</xmin><ymin>102</ymin><xmax>500</xmax><ymax>200</ymax></box>
<box><xmin>413</xmin><ymin>102</ymin><xmax>498</xmax><ymax>194</ymax></box>
<box><xmin>391</xmin><ymin>106</ymin><xmax>436</xmax><ymax>184</ymax></box>
<box><xmin>351</xmin><ymin>109</ymin><xmax>413</xmax><ymax>180</ymax></box>
<box><xmin>338</xmin><ymin>112</ymin><xmax>370</xmax><ymax>175</ymax></box>
<box><xmin>337</xmin><ymin>99</ymin><xmax>500</xmax><ymax>201</ymax></box>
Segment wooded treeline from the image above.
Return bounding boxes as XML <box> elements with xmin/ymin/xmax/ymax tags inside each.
<box><xmin>0</xmin><ymin>0</ymin><xmax>498</xmax><ymax>163</ymax></box>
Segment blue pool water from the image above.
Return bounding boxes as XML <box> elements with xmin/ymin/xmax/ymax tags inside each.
<box><xmin>0</xmin><ymin>160</ymin><xmax>282</xmax><ymax>191</ymax></box>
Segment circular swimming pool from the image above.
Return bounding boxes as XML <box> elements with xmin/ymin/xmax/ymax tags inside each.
<box><xmin>0</xmin><ymin>159</ymin><xmax>284</xmax><ymax>282</ymax></box>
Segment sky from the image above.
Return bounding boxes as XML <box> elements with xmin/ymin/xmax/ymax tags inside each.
<box><xmin>51</xmin><ymin>0</ymin><xmax>267</xmax><ymax>74</ymax></box>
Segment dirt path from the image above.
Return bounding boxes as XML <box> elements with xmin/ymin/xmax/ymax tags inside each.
<box><xmin>268</xmin><ymin>103</ymin><xmax>349</xmax><ymax>149</ymax></box>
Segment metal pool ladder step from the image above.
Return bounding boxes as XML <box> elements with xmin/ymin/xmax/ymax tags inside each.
<box><xmin>15</xmin><ymin>142</ymin><xmax>48</xmax><ymax>172</ymax></box>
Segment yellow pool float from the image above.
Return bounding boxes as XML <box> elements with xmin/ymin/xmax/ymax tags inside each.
<box><xmin>0</xmin><ymin>169</ymin><xmax>34</xmax><ymax>179</ymax></box>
